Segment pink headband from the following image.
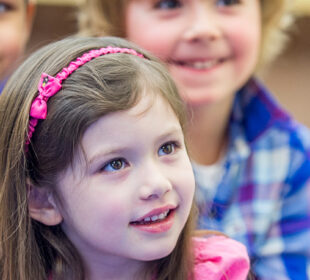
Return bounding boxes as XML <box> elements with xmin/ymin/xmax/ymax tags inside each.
<box><xmin>25</xmin><ymin>46</ymin><xmax>144</xmax><ymax>149</ymax></box>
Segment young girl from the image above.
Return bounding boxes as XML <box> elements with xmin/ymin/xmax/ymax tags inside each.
<box><xmin>78</xmin><ymin>1</ymin><xmax>310</xmax><ymax>279</ymax></box>
<box><xmin>0</xmin><ymin>36</ymin><xmax>249</xmax><ymax>280</ymax></box>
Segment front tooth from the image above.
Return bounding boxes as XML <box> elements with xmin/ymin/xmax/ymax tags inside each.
<box><xmin>142</xmin><ymin>210</ymin><xmax>170</xmax><ymax>223</ymax></box>
<box><xmin>206</xmin><ymin>61</ymin><xmax>216</xmax><ymax>68</ymax></box>
<box><xmin>192</xmin><ymin>60</ymin><xmax>217</xmax><ymax>69</ymax></box>
<box><xmin>159</xmin><ymin>213</ymin><xmax>165</xmax><ymax>220</ymax></box>
<box><xmin>194</xmin><ymin>62</ymin><xmax>207</xmax><ymax>69</ymax></box>
<box><xmin>151</xmin><ymin>215</ymin><xmax>158</xmax><ymax>221</ymax></box>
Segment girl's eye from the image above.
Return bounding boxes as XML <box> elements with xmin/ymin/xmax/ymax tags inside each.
<box><xmin>216</xmin><ymin>0</ymin><xmax>241</xmax><ymax>6</ymax></box>
<box><xmin>101</xmin><ymin>158</ymin><xmax>128</xmax><ymax>172</ymax></box>
<box><xmin>154</xmin><ymin>0</ymin><xmax>182</xmax><ymax>10</ymax></box>
<box><xmin>0</xmin><ymin>3</ymin><xmax>12</xmax><ymax>14</ymax></box>
<box><xmin>158</xmin><ymin>142</ymin><xmax>178</xmax><ymax>156</ymax></box>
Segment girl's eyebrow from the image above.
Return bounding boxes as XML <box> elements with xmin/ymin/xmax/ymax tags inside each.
<box><xmin>87</xmin><ymin>147</ymin><xmax>131</xmax><ymax>165</ymax></box>
<box><xmin>156</xmin><ymin>127</ymin><xmax>184</xmax><ymax>141</ymax></box>
<box><xmin>87</xmin><ymin>127</ymin><xmax>184</xmax><ymax>165</ymax></box>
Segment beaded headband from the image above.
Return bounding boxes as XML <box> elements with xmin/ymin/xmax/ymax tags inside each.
<box><xmin>25</xmin><ymin>47</ymin><xmax>144</xmax><ymax>150</ymax></box>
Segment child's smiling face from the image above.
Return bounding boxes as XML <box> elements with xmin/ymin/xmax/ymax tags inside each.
<box><xmin>125</xmin><ymin>0</ymin><xmax>261</xmax><ymax>106</ymax></box>
<box><xmin>52</xmin><ymin>94</ymin><xmax>195</xmax><ymax>276</ymax></box>
<box><xmin>0</xmin><ymin>0</ymin><xmax>34</xmax><ymax>81</ymax></box>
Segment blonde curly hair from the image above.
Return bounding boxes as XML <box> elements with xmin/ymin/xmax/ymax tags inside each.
<box><xmin>78</xmin><ymin>0</ymin><xmax>294</xmax><ymax>67</ymax></box>
<box><xmin>259</xmin><ymin>0</ymin><xmax>293</xmax><ymax>65</ymax></box>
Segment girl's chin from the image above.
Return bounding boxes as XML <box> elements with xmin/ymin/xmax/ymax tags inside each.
<box><xmin>180</xmin><ymin>92</ymin><xmax>219</xmax><ymax>107</ymax></box>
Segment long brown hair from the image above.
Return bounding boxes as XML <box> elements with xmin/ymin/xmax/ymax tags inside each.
<box><xmin>0</xmin><ymin>36</ymin><xmax>195</xmax><ymax>280</ymax></box>
<box><xmin>78</xmin><ymin>0</ymin><xmax>293</xmax><ymax>67</ymax></box>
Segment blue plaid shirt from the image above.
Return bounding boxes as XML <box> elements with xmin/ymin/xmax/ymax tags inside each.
<box><xmin>195</xmin><ymin>78</ymin><xmax>310</xmax><ymax>280</ymax></box>
<box><xmin>0</xmin><ymin>79</ymin><xmax>6</xmax><ymax>94</ymax></box>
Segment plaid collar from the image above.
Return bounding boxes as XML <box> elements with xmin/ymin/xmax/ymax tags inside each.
<box><xmin>226</xmin><ymin>78</ymin><xmax>292</xmax><ymax>164</ymax></box>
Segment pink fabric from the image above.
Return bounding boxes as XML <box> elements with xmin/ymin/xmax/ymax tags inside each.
<box><xmin>192</xmin><ymin>236</ymin><xmax>250</xmax><ymax>280</ymax></box>
<box><xmin>48</xmin><ymin>236</ymin><xmax>249</xmax><ymax>280</ymax></box>
<box><xmin>30</xmin><ymin>74</ymin><xmax>62</xmax><ymax>119</ymax></box>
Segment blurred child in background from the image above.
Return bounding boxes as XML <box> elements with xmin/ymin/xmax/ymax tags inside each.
<box><xmin>0</xmin><ymin>0</ymin><xmax>35</xmax><ymax>93</ymax></box>
<box><xmin>78</xmin><ymin>1</ymin><xmax>310</xmax><ymax>279</ymax></box>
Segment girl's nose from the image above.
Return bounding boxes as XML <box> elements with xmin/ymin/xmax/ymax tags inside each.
<box><xmin>139</xmin><ymin>164</ymin><xmax>173</xmax><ymax>200</ymax></box>
<box><xmin>183</xmin><ymin>4</ymin><xmax>221</xmax><ymax>42</ymax></box>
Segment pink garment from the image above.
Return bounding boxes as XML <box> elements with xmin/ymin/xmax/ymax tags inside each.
<box><xmin>192</xmin><ymin>235</ymin><xmax>250</xmax><ymax>280</ymax></box>
<box><xmin>48</xmin><ymin>236</ymin><xmax>249</xmax><ymax>280</ymax></box>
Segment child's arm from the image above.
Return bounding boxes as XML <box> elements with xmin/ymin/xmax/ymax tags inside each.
<box><xmin>251</xmin><ymin>124</ymin><xmax>310</xmax><ymax>279</ymax></box>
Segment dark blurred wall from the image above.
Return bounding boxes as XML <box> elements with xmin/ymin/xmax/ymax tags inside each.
<box><xmin>27</xmin><ymin>4</ymin><xmax>77</xmax><ymax>54</ymax></box>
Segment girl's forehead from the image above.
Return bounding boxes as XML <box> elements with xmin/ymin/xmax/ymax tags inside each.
<box><xmin>130</xmin><ymin>93</ymin><xmax>170</xmax><ymax>116</ymax></box>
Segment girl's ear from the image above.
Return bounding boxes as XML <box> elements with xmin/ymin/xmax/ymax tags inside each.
<box><xmin>27</xmin><ymin>182</ymin><xmax>63</xmax><ymax>226</ymax></box>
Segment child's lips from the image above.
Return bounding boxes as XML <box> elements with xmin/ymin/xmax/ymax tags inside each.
<box><xmin>130</xmin><ymin>209</ymin><xmax>176</xmax><ymax>234</ymax></box>
<box><xmin>130</xmin><ymin>209</ymin><xmax>173</xmax><ymax>225</ymax></box>
<box><xmin>130</xmin><ymin>205</ymin><xmax>176</xmax><ymax>224</ymax></box>
<box><xmin>168</xmin><ymin>57</ymin><xmax>227</xmax><ymax>71</ymax></box>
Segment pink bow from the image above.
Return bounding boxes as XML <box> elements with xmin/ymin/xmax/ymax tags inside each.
<box><xmin>29</xmin><ymin>73</ymin><xmax>62</xmax><ymax>119</ymax></box>
<box><xmin>26</xmin><ymin>47</ymin><xmax>145</xmax><ymax>151</ymax></box>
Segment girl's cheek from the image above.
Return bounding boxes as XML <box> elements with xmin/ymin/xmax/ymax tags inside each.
<box><xmin>228</xmin><ymin>21</ymin><xmax>260</xmax><ymax>56</ymax></box>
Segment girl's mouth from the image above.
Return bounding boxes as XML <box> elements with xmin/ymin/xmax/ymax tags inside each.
<box><xmin>130</xmin><ymin>209</ymin><xmax>175</xmax><ymax>233</ymax></box>
<box><xmin>170</xmin><ymin>58</ymin><xmax>225</xmax><ymax>70</ymax></box>
<box><xmin>130</xmin><ymin>209</ymin><xmax>172</xmax><ymax>225</ymax></box>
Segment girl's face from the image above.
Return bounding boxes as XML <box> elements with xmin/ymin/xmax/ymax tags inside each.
<box><xmin>0</xmin><ymin>0</ymin><xmax>34</xmax><ymax>80</ymax></box>
<box><xmin>126</xmin><ymin>0</ymin><xmax>261</xmax><ymax>107</ymax></box>
<box><xmin>55</xmin><ymin>94</ymin><xmax>195</xmax><ymax>277</ymax></box>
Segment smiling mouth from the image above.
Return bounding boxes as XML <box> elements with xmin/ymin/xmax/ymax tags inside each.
<box><xmin>170</xmin><ymin>59</ymin><xmax>224</xmax><ymax>70</ymax></box>
<box><xmin>130</xmin><ymin>210</ymin><xmax>173</xmax><ymax>225</ymax></box>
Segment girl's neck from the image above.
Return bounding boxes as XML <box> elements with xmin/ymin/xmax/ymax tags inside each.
<box><xmin>186</xmin><ymin>97</ymin><xmax>233</xmax><ymax>166</ymax></box>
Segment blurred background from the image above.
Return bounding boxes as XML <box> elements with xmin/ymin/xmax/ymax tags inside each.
<box><xmin>28</xmin><ymin>0</ymin><xmax>310</xmax><ymax>127</ymax></box>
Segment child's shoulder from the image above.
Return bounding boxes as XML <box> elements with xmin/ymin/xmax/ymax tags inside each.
<box><xmin>192</xmin><ymin>235</ymin><xmax>250</xmax><ymax>280</ymax></box>
<box><xmin>242</xmin><ymin>79</ymin><xmax>310</xmax><ymax>152</ymax></box>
